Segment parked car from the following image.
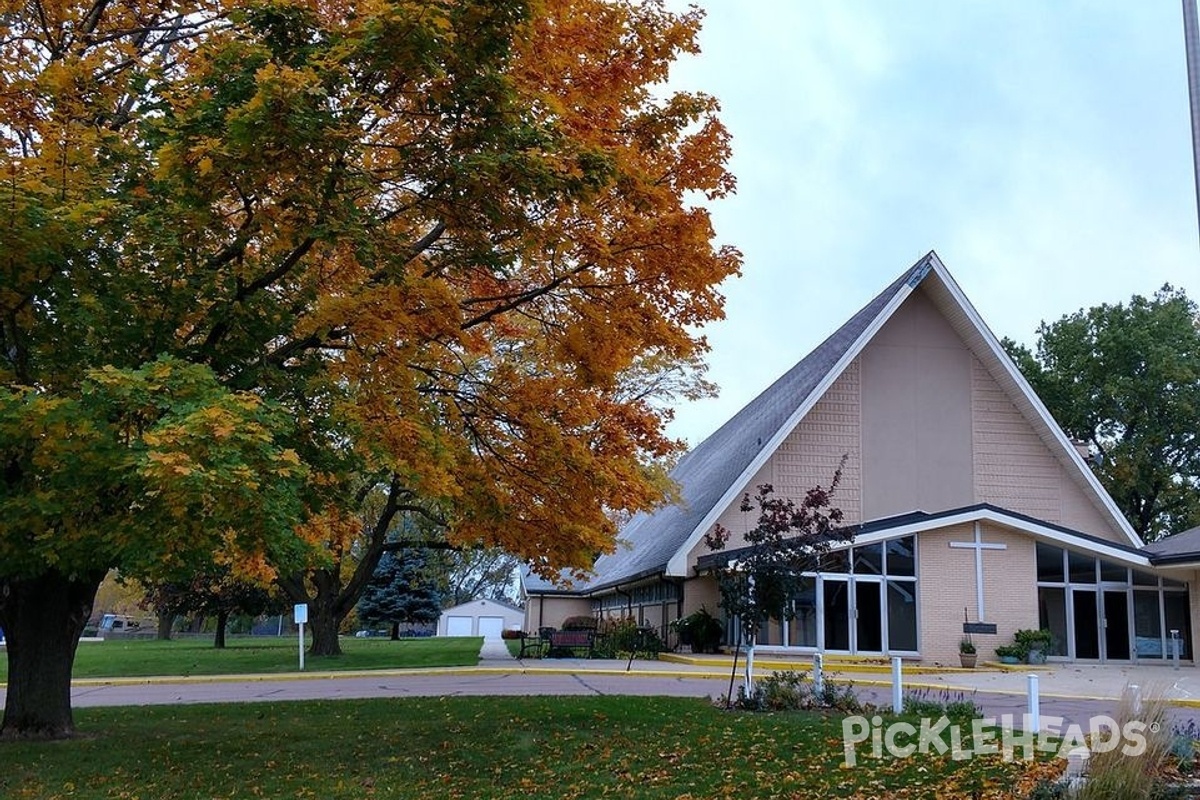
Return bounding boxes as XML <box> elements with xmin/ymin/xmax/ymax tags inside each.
<box><xmin>88</xmin><ymin>614</ymin><xmax>152</xmax><ymax>638</ymax></box>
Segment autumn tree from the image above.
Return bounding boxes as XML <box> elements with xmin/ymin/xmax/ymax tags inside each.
<box><xmin>0</xmin><ymin>0</ymin><xmax>738</xmax><ymax>737</ymax></box>
<box><xmin>141</xmin><ymin>568</ymin><xmax>284</xmax><ymax>648</ymax></box>
<box><xmin>1004</xmin><ymin>287</ymin><xmax>1200</xmax><ymax>540</ymax></box>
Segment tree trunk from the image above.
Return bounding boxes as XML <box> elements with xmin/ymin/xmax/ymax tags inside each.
<box><xmin>0</xmin><ymin>569</ymin><xmax>105</xmax><ymax>739</ymax></box>
<box><xmin>156</xmin><ymin>611</ymin><xmax>174</xmax><ymax>641</ymax></box>
<box><xmin>307</xmin><ymin>594</ymin><xmax>342</xmax><ymax>656</ymax></box>
<box><xmin>390</xmin><ymin>621</ymin><xmax>399</xmax><ymax>641</ymax></box>
<box><xmin>214</xmin><ymin>610</ymin><xmax>228</xmax><ymax>649</ymax></box>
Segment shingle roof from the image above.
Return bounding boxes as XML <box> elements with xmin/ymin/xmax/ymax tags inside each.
<box><xmin>524</xmin><ymin>254</ymin><xmax>932</xmax><ymax>595</ymax></box>
<box><xmin>1142</xmin><ymin>525</ymin><xmax>1200</xmax><ymax>563</ymax></box>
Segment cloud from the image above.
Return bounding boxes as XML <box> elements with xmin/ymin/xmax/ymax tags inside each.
<box><xmin>662</xmin><ymin>1</ymin><xmax>1200</xmax><ymax>446</ymax></box>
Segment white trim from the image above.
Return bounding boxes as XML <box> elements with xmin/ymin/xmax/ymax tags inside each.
<box><xmin>829</xmin><ymin>507</ymin><xmax>1152</xmax><ymax>568</ymax></box>
<box><xmin>924</xmin><ymin>256</ymin><xmax>1144</xmax><ymax>549</ymax></box>
<box><xmin>664</xmin><ymin>277</ymin><xmax>920</xmax><ymax>576</ymax></box>
<box><xmin>948</xmin><ymin>521</ymin><xmax>1007</xmax><ymax>620</ymax></box>
<box><xmin>665</xmin><ymin>253</ymin><xmax>1141</xmax><ymax>579</ymax></box>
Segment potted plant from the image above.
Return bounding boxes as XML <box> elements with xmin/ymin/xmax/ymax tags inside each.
<box><xmin>958</xmin><ymin>637</ymin><xmax>977</xmax><ymax>668</ymax></box>
<box><xmin>995</xmin><ymin>644</ymin><xmax>1023</xmax><ymax>664</ymax></box>
<box><xmin>1014</xmin><ymin>628</ymin><xmax>1053</xmax><ymax>664</ymax></box>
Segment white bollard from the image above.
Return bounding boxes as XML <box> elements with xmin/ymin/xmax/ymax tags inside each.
<box><xmin>743</xmin><ymin>639</ymin><xmax>755</xmax><ymax>697</ymax></box>
<box><xmin>1027</xmin><ymin>673</ymin><xmax>1040</xmax><ymax>733</ymax></box>
<box><xmin>813</xmin><ymin>653</ymin><xmax>824</xmax><ymax>696</ymax></box>
<box><xmin>1172</xmin><ymin>630</ymin><xmax>1182</xmax><ymax>671</ymax></box>
<box><xmin>1065</xmin><ymin>746</ymin><xmax>1090</xmax><ymax>778</ymax></box>
<box><xmin>892</xmin><ymin>657</ymin><xmax>903</xmax><ymax>714</ymax></box>
<box><xmin>1130</xmin><ymin>684</ymin><xmax>1143</xmax><ymax>717</ymax></box>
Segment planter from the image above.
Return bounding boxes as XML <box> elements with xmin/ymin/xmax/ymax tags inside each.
<box><xmin>1026</xmin><ymin>649</ymin><xmax>1047</xmax><ymax>665</ymax></box>
<box><xmin>959</xmin><ymin>652</ymin><xmax>977</xmax><ymax>668</ymax></box>
<box><xmin>998</xmin><ymin>655</ymin><xmax>1019</xmax><ymax>665</ymax></box>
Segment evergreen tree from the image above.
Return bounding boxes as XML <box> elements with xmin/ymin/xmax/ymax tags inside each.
<box><xmin>357</xmin><ymin>553</ymin><xmax>443</xmax><ymax>640</ymax></box>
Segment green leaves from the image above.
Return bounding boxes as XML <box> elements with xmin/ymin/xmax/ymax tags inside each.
<box><xmin>0</xmin><ymin>358</ymin><xmax>305</xmax><ymax>581</ymax></box>
<box><xmin>1006</xmin><ymin>286</ymin><xmax>1200</xmax><ymax>539</ymax></box>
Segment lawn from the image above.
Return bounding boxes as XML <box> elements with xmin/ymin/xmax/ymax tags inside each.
<box><xmin>0</xmin><ymin>697</ymin><xmax>1060</xmax><ymax>799</ymax></box>
<box><xmin>0</xmin><ymin>636</ymin><xmax>483</xmax><ymax>680</ymax></box>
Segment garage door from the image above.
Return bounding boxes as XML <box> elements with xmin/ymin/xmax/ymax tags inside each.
<box><xmin>478</xmin><ymin>616</ymin><xmax>505</xmax><ymax>639</ymax></box>
<box><xmin>445</xmin><ymin>616</ymin><xmax>472</xmax><ymax>637</ymax></box>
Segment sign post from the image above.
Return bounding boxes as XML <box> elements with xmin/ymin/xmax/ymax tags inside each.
<box><xmin>294</xmin><ymin>604</ymin><xmax>308</xmax><ymax>671</ymax></box>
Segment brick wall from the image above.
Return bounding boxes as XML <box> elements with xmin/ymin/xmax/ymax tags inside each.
<box><xmin>917</xmin><ymin>524</ymin><xmax>1039</xmax><ymax>663</ymax></box>
<box><xmin>691</xmin><ymin>363</ymin><xmax>863</xmax><ymax>569</ymax></box>
<box><xmin>971</xmin><ymin>358</ymin><xmax>1123</xmax><ymax>542</ymax></box>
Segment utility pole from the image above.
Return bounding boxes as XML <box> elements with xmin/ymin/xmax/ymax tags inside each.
<box><xmin>1182</xmin><ymin>0</ymin><xmax>1200</xmax><ymax>245</ymax></box>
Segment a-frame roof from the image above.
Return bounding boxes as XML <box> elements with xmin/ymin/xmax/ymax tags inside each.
<box><xmin>525</xmin><ymin>252</ymin><xmax>1142</xmax><ymax>596</ymax></box>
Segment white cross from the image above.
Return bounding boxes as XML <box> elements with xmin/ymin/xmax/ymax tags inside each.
<box><xmin>949</xmin><ymin>522</ymin><xmax>1007</xmax><ymax>621</ymax></box>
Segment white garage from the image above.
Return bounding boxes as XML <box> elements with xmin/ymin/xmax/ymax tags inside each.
<box><xmin>437</xmin><ymin>598</ymin><xmax>525</xmax><ymax>638</ymax></box>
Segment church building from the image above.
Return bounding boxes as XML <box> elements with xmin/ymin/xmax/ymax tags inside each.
<box><xmin>523</xmin><ymin>253</ymin><xmax>1200</xmax><ymax>665</ymax></box>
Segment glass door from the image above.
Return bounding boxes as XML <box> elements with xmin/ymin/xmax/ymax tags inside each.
<box><xmin>1071</xmin><ymin>589</ymin><xmax>1100</xmax><ymax>660</ymax></box>
<box><xmin>1101</xmin><ymin>590</ymin><xmax>1131</xmax><ymax>661</ymax></box>
<box><xmin>822</xmin><ymin>577</ymin><xmax>851</xmax><ymax>652</ymax></box>
<box><xmin>855</xmin><ymin>580</ymin><xmax>884</xmax><ymax>653</ymax></box>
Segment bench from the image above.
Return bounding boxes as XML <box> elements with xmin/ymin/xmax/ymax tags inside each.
<box><xmin>546</xmin><ymin>629</ymin><xmax>595</xmax><ymax>658</ymax></box>
<box><xmin>516</xmin><ymin>631</ymin><xmax>546</xmax><ymax>659</ymax></box>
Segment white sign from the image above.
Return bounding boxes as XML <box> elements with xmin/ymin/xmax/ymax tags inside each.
<box><xmin>293</xmin><ymin>603</ymin><xmax>309</xmax><ymax>624</ymax></box>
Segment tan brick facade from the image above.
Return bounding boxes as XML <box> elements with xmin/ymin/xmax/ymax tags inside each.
<box><xmin>684</xmin><ymin>364</ymin><xmax>863</xmax><ymax>570</ymax></box>
<box><xmin>917</xmin><ymin>524</ymin><xmax>1039</xmax><ymax>664</ymax></box>
<box><xmin>971</xmin><ymin>357</ymin><xmax>1124</xmax><ymax>542</ymax></box>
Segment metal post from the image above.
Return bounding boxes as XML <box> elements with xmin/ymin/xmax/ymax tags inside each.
<box><xmin>813</xmin><ymin>653</ymin><xmax>824</xmax><ymax>696</ymax></box>
<box><xmin>1130</xmin><ymin>684</ymin><xmax>1143</xmax><ymax>717</ymax></box>
<box><xmin>1183</xmin><ymin>0</ymin><xmax>1200</xmax><ymax>245</ymax></box>
<box><xmin>744</xmin><ymin>636</ymin><xmax>755</xmax><ymax>697</ymax></box>
<box><xmin>299</xmin><ymin>621</ymin><xmax>305</xmax><ymax>671</ymax></box>
<box><xmin>1027</xmin><ymin>674</ymin><xmax>1040</xmax><ymax>733</ymax></box>
<box><xmin>891</xmin><ymin>657</ymin><xmax>903</xmax><ymax>714</ymax></box>
<box><xmin>1172</xmin><ymin>629</ymin><xmax>1182</xmax><ymax>671</ymax></box>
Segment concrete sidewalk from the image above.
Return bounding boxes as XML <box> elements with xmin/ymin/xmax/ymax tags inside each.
<box><xmin>46</xmin><ymin>657</ymin><xmax>1200</xmax><ymax>705</ymax></box>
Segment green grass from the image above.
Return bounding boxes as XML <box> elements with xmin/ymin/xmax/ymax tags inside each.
<box><xmin>0</xmin><ymin>697</ymin><xmax>1058</xmax><ymax>799</ymax></box>
<box><xmin>0</xmin><ymin>636</ymin><xmax>483</xmax><ymax>680</ymax></box>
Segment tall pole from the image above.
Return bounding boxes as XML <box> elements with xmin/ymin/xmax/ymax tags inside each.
<box><xmin>1183</xmin><ymin>0</ymin><xmax>1200</xmax><ymax>245</ymax></box>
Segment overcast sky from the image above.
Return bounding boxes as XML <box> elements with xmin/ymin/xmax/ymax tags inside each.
<box><xmin>662</xmin><ymin>1</ymin><xmax>1200</xmax><ymax>447</ymax></box>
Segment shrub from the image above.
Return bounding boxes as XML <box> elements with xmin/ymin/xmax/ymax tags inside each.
<box><xmin>1026</xmin><ymin>779</ymin><xmax>1067</xmax><ymax>800</ymax></box>
<box><xmin>592</xmin><ymin>617</ymin><xmax>662</xmax><ymax>659</ymax></box>
<box><xmin>901</xmin><ymin>689</ymin><xmax>981</xmax><ymax>720</ymax></box>
<box><xmin>561</xmin><ymin>615</ymin><xmax>598</xmax><ymax>631</ymax></box>
<box><xmin>995</xmin><ymin>644</ymin><xmax>1024</xmax><ymax>660</ymax></box>
<box><xmin>728</xmin><ymin>670</ymin><xmax>864</xmax><ymax>713</ymax></box>
<box><xmin>671</xmin><ymin>606</ymin><xmax>724</xmax><ymax>653</ymax></box>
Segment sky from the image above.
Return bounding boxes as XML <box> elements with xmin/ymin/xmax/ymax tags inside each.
<box><xmin>661</xmin><ymin>1</ymin><xmax>1200</xmax><ymax>447</ymax></box>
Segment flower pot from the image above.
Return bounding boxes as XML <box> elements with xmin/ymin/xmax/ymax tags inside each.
<box><xmin>999</xmin><ymin>655</ymin><xmax>1019</xmax><ymax>665</ymax></box>
<box><xmin>959</xmin><ymin>652</ymin><xmax>977</xmax><ymax>668</ymax></box>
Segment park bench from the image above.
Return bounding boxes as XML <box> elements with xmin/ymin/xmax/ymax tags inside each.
<box><xmin>545</xmin><ymin>629</ymin><xmax>595</xmax><ymax>658</ymax></box>
<box><xmin>516</xmin><ymin>631</ymin><xmax>546</xmax><ymax>659</ymax></box>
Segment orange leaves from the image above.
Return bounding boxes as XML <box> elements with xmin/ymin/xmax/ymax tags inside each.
<box><xmin>2</xmin><ymin>0</ymin><xmax>740</xmax><ymax>596</ymax></box>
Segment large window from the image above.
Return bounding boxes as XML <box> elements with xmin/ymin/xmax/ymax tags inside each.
<box><xmin>1035</xmin><ymin>543</ymin><xmax>1190</xmax><ymax>662</ymax></box>
<box><xmin>760</xmin><ymin>535</ymin><xmax>918</xmax><ymax>655</ymax></box>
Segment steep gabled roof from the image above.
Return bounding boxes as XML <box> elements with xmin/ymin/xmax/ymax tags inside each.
<box><xmin>525</xmin><ymin>251</ymin><xmax>1143</xmax><ymax>597</ymax></box>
